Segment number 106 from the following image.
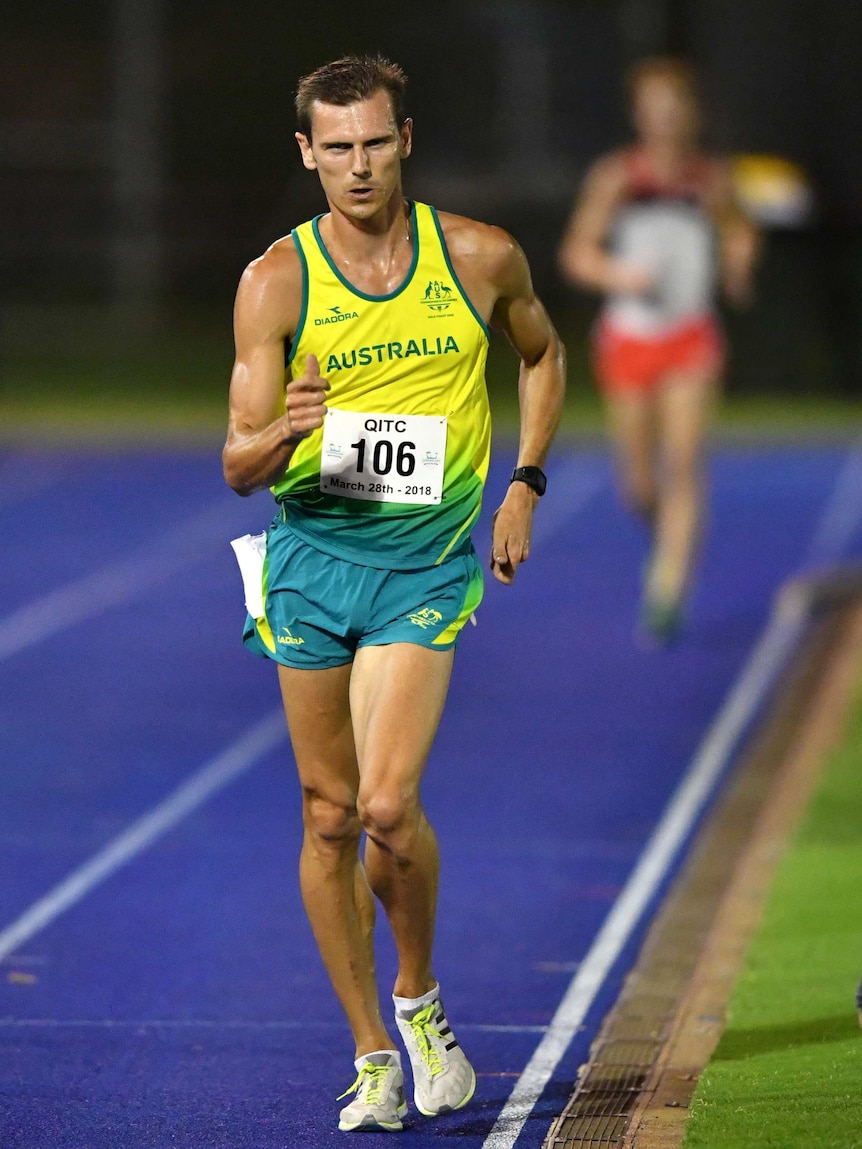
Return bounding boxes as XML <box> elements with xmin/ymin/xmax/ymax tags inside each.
<box><xmin>350</xmin><ymin>438</ymin><xmax>417</xmax><ymax>477</ymax></box>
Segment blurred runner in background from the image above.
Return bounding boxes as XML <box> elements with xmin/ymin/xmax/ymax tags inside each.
<box><xmin>559</xmin><ymin>58</ymin><xmax>758</xmax><ymax>642</ymax></box>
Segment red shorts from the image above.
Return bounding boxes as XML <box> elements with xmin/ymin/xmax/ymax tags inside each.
<box><xmin>593</xmin><ymin>315</ymin><xmax>724</xmax><ymax>394</ymax></box>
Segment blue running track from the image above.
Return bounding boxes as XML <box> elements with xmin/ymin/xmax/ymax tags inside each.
<box><xmin>1</xmin><ymin>442</ymin><xmax>861</xmax><ymax>1148</ymax></box>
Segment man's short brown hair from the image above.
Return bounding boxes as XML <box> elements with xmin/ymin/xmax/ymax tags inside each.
<box><xmin>295</xmin><ymin>55</ymin><xmax>408</xmax><ymax>139</ymax></box>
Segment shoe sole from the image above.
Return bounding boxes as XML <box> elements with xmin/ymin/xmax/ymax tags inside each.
<box><xmin>338</xmin><ymin>1102</ymin><xmax>408</xmax><ymax>1132</ymax></box>
<box><xmin>413</xmin><ymin>1066</ymin><xmax>477</xmax><ymax>1118</ymax></box>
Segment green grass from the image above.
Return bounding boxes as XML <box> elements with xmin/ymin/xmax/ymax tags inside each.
<box><xmin>2</xmin><ymin>323</ymin><xmax>862</xmax><ymax>446</ymax></box>
<box><xmin>681</xmin><ymin>675</ymin><xmax>862</xmax><ymax>1149</ymax></box>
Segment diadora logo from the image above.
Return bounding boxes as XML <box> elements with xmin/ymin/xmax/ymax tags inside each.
<box><xmin>420</xmin><ymin>280</ymin><xmax>457</xmax><ymax>313</ymax></box>
<box><xmin>277</xmin><ymin>627</ymin><xmax>305</xmax><ymax>646</ymax></box>
<box><xmin>408</xmin><ymin>607</ymin><xmax>443</xmax><ymax>630</ymax></box>
<box><xmin>314</xmin><ymin>305</ymin><xmax>359</xmax><ymax>327</ymax></box>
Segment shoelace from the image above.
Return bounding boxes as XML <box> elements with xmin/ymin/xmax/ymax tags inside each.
<box><xmin>405</xmin><ymin>1004</ymin><xmax>446</xmax><ymax>1078</ymax></box>
<box><xmin>337</xmin><ymin>1061</ymin><xmax>392</xmax><ymax>1104</ymax></box>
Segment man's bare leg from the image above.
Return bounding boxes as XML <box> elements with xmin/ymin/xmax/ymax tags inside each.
<box><xmin>349</xmin><ymin>643</ymin><xmax>454</xmax><ymax>1000</ymax></box>
<box><xmin>349</xmin><ymin>641</ymin><xmax>475</xmax><ymax>1117</ymax></box>
<box><xmin>277</xmin><ymin>661</ymin><xmax>395</xmax><ymax>1059</ymax></box>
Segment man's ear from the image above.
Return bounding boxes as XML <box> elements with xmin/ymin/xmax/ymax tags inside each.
<box><xmin>399</xmin><ymin>118</ymin><xmax>413</xmax><ymax>160</ymax></box>
<box><xmin>295</xmin><ymin>132</ymin><xmax>317</xmax><ymax>171</ymax></box>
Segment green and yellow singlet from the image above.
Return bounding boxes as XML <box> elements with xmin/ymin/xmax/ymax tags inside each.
<box><xmin>271</xmin><ymin>200</ymin><xmax>491</xmax><ymax>570</ymax></box>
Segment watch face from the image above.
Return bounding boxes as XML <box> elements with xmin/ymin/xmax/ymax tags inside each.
<box><xmin>530</xmin><ymin>470</ymin><xmax>547</xmax><ymax>495</ymax></box>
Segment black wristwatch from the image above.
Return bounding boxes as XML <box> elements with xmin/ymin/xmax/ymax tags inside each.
<box><xmin>510</xmin><ymin>466</ymin><xmax>547</xmax><ymax>497</ymax></box>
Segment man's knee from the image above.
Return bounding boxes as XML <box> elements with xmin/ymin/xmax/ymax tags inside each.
<box><xmin>357</xmin><ymin>786</ymin><xmax>420</xmax><ymax>853</ymax></box>
<box><xmin>302</xmin><ymin>786</ymin><xmax>361</xmax><ymax>851</ymax></box>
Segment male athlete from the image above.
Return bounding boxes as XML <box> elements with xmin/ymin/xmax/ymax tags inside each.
<box><xmin>223</xmin><ymin>56</ymin><xmax>565</xmax><ymax>1132</ymax></box>
<box><xmin>558</xmin><ymin>58</ymin><xmax>757</xmax><ymax>641</ymax></box>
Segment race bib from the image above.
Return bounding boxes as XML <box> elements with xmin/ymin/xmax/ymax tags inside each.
<box><xmin>319</xmin><ymin>408</ymin><xmax>447</xmax><ymax>505</ymax></box>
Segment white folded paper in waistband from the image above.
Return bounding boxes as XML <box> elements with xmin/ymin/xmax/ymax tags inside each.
<box><xmin>230</xmin><ymin>531</ymin><xmax>267</xmax><ymax>618</ymax></box>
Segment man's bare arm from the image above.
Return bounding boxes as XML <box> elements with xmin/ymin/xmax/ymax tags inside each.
<box><xmin>487</xmin><ymin>232</ymin><xmax>567</xmax><ymax>585</ymax></box>
<box><xmin>222</xmin><ymin>242</ymin><xmax>329</xmax><ymax>496</ymax></box>
<box><xmin>557</xmin><ymin>154</ymin><xmax>654</xmax><ymax>296</ymax></box>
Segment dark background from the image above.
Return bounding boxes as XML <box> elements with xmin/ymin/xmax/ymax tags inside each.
<box><xmin>3</xmin><ymin>0</ymin><xmax>862</xmax><ymax>398</ymax></box>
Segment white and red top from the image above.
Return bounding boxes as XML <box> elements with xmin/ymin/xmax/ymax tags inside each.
<box><xmin>603</xmin><ymin>146</ymin><xmax>720</xmax><ymax>338</ymax></box>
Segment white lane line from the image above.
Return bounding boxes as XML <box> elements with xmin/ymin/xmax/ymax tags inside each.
<box><xmin>483</xmin><ymin>441</ymin><xmax>862</xmax><ymax>1146</ymax></box>
<box><xmin>482</xmin><ymin>601</ymin><xmax>817</xmax><ymax>1145</ymax></box>
<box><xmin>806</xmin><ymin>437</ymin><xmax>862</xmax><ymax>565</ymax></box>
<box><xmin>0</xmin><ymin>710</ymin><xmax>286</xmax><ymax>963</ymax></box>
<box><xmin>0</xmin><ymin>453</ymin><xmax>601</xmax><ymax>664</ymax></box>
<box><xmin>0</xmin><ymin>495</ymin><xmax>245</xmax><ymax>663</ymax></box>
<box><xmin>482</xmin><ymin>592</ymin><xmax>808</xmax><ymax>1147</ymax></box>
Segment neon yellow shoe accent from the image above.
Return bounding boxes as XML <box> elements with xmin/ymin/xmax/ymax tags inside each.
<box><xmin>395</xmin><ymin>999</ymin><xmax>477</xmax><ymax>1117</ymax></box>
<box><xmin>403</xmin><ymin>1005</ymin><xmax>447</xmax><ymax>1078</ymax></box>
<box><xmin>337</xmin><ymin>1054</ymin><xmax>407</xmax><ymax>1133</ymax></box>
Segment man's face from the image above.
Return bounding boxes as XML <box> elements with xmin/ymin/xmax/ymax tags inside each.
<box><xmin>295</xmin><ymin>89</ymin><xmax>412</xmax><ymax>219</ymax></box>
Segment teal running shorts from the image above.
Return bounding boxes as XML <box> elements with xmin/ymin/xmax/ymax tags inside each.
<box><xmin>242</xmin><ymin>522</ymin><xmax>484</xmax><ymax>670</ymax></box>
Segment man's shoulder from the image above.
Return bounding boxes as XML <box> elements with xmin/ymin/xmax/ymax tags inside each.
<box><xmin>234</xmin><ymin>233</ymin><xmax>304</xmax><ymax>338</ymax></box>
<box><xmin>434</xmin><ymin>209</ymin><xmax>514</xmax><ymax>254</ymax></box>
<box><xmin>434</xmin><ymin>209</ymin><xmax>522</xmax><ymax>276</ymax></box>
<box><xmin>242</xmin><ymin>232</ymin><xmax>303</xmax><ymax>290</ymax></box>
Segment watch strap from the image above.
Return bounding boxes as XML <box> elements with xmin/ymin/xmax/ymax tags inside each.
<box><xmin>510</xmin><ymin>465</ymin><xmax>547</xmax><ymax>496</ymax></box>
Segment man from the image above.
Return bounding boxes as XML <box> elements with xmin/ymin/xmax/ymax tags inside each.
<box><xmin>223</xmin><ymin>55</ymin><xmax>565</xmax><ymax>1132</ymax></box>
<box><xmin>558</xmin><ymin>58</ymin><xmax>757</xmax><ymax>641</ymax></box>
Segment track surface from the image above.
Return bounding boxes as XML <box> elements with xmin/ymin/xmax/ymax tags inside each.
<box><xmin>1</xmin><ymin>443</ymin><xmax>860</xmax><ymax>1148</ymax></box>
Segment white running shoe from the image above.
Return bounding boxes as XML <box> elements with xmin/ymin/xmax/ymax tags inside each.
<box><xmin>395</xmin><ymin>996</ymin><xmax>476</xmax><ymax>1117</ymax></box>
<box><xmin>337</xmin><ymin>1051</ymin><xmax>408</xmax><ymax>1133</ymax></box>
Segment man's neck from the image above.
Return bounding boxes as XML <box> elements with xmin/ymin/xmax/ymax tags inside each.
<box><xmin>322</xmin><ymin>196</ymin><xmax>411</xmax><ymax>260</ymax></box>
<box><xmin>319</xmin><ymin>196</ymin><xmax>413</xmax><ymax>295</ymax></box>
